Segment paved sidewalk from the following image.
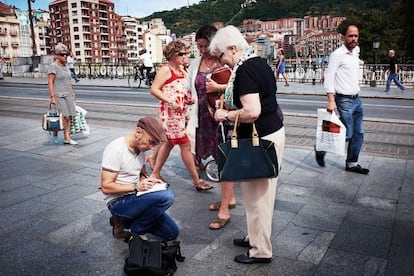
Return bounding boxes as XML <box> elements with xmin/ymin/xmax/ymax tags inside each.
<box><xmin>1</xmin><ymin>76</ymin><xmax>413</xmax><ymax>100</ymax></box>
<box><xmin>0</xmin><ymin>116</ymin><xmax>413</xmax><ymax>275</ymax></box>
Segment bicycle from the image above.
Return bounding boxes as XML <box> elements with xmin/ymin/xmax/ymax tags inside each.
<box><xmin>196</xmin><ymin>156</ymin><xmax>219</xmax><ymax>182</ymax></box>
<box><xmin>128</xmin><ymin>64</ymin><xmax>155</xmax><ymax>88</ymax></box>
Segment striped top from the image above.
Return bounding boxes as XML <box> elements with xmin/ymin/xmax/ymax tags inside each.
<box><xmin>48</xmin><ymin>62</ymin><xmax>72</xmax><ymax>97</ymax></box>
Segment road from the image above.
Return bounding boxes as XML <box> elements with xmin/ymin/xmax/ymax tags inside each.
<box><xmin>0</xmin><ymin>83</ymin><xmax>413</xmax><ymax>158</ymax></box>
<box><xmin>1</xmin><ymin>83</ymin><xmax>413</xmax><ymax>122</ymax></box>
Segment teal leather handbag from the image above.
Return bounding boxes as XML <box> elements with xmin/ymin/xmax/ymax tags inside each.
<box><xmin>216</xmin><ymin>111</ymin><xmax>278</xmax><ymax>181</ymax></box>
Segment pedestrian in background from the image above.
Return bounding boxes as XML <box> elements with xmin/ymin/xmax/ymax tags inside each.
<box><xmin>66</xmin><ymin>52</ymin><xmax>79</xmax><ymax>83</ymax></box>
<box><xmin>315</xmin><ymin>23</ymin><xmax>369</xmax><ymax>174</ymax></box>
<box><xmin>150</xmin><ymin>40</ymin><xmax>213</xmax><ymax>191</ymax></box>
<box><xmin>138</xmin><ymin>48</ymin><xmax>153</xmax><ymax>82</ymax></box>
<box><xmin>385</xmin><ymin>49</ymin><xmax>405</xmax><ymax>92</ymax></box>
<box><xmin>210</xmin><ymin>25</ymin><xmax>285</xmax><ymax>264</ymax></box>
<box><xmin>0</xmin><ymin>55</ymin><xmax>5</xmax><ymax>79</ymax></box>
<box><xmin>275</xmin><ymin>48</ymin><xmax>290</xmax><ymax>86</ymax></box>
<box><xmin>186</xmin><ymin>24</ymin><xmax>234</xmax><ymax>229</ymax></box>
<box><xmin>48</xmin><ymin>44</ymin><xmax>78</xmax><ymax>145</ymax></box>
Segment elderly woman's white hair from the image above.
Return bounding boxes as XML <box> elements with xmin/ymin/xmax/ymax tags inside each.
<box><xmin>54</xmin><ymin>43</ymin><xmax>68</xmax><ymax>54</ymax></box>
<box><xmin>209</xmin><ymin>25</ymin><xmax>250</xmax><ymax>56</ymax></box>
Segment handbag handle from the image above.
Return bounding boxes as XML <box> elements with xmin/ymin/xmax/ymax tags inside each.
<box><xmin>48</xmin><ymin>103</ymin><xmax>58</xmax><ymax>113</ymax></box>
<box><xmin>230</xmin><ymin>110</ymin><xmax>259</xmax><ymax>148</ymax></box>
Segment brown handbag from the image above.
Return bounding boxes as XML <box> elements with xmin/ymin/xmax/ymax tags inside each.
<box><xmin>207</xmin><ymin>66</ymin><xmax>231</xmax><ymax>108</ymax></box>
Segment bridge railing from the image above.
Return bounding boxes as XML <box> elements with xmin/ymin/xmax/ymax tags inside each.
<box><xmin>1</xmin><ymin>61</ymin><xmax>413</xmax><ymax>88</ymax></box>
<box><xmin>275</xmin><ymin>62</ymin><xmax>414</xmax><ymax>88</ymax></box>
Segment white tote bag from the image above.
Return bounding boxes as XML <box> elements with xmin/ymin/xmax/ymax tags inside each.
<box><xmin>315</xmin><ymin>108</ymin><xmax>346</xmax><ymax>156</ymax></box>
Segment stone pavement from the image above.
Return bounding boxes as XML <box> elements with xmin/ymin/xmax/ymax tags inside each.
<box><xmin>0</xmin><ymin>116</ymin><xmax>413</xmax><ymax>275</ymax></box>
<box><xmin>0</xmin><ymin>76</ymin><xmax>413</xmax><ymax>275</ymax></box>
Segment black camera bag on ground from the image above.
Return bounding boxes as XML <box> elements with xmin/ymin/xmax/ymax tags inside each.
<box><xmin>124</xmin><ymin>234</ymin><xmax>185</xmax><ymax>276</ymax></box>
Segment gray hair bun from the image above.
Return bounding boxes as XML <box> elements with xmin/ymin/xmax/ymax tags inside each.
<box><xmin>54</xmin><ymin>43</ymin><xmax>68</xmax><ymax>54</ymax></box>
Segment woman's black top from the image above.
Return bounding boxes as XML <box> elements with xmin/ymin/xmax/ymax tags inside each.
<box><xmin>233</xmin><ymin>56</ymin><xmax>283</xmax><ymax>138</ymax></box>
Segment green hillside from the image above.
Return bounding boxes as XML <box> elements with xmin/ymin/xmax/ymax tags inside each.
<box><xmin>144</xmin><ymin>0</ymin><xmax>413</xmax><ymax>62</ymax></box>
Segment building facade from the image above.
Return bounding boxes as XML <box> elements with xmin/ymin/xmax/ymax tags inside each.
<box><xmin>0</xmin><ymin>2</ymin><xmax>21</xmax><ymax>60</ymax></box>
<box><xmin>49</xmin><ymin>0</ymin><xmax>118</xmax><ymax>63</ymax></box>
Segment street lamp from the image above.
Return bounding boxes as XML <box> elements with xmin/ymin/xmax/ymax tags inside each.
<box><xmin>370</xmin><ymin>36</ymin><xmax>380</xmax><ymax>87</ymax></box>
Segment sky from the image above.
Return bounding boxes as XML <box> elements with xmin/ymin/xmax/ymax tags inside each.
<box><xmin>6</xmin><ymin>0</ymin><xmax>201</xmax><ymax>18</ymax></box>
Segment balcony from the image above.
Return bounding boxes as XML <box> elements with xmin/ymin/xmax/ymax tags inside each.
<box><xmin>0</xmin><ymin>30</ymin><xmax>7</xmax><ymax>36</ymax></box>
<box><xmin>10</xmin><ymin>30</ymin><xmax>18</xmax><ymax>36</ymax></box>
<box><xmin>11</xmin><ymin>42</ymin><xmax>19</xmax><ymax>48</ymax></box>
<box><xmin>0</xmin><ymin>41</ymin><xmax>8</xmax><ymax>47</ymax></box>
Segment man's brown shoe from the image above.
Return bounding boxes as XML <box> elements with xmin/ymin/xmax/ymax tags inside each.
<box><xmin>109</xmin><ymin>216</ymin><xmax>131</xmax><ymax>240</ymax></box>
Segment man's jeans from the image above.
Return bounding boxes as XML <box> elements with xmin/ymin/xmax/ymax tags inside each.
<box><xmin>109</xmin><ymin>189</ymin><xmax>179</xmax><ymax>241</ymax></box>
<box><xmin>335</xmin><ymin>95</ymin><xmax>364</xmax><ymax>166</ymax></box>
<box><xmin>69</xmin><ymin>68</ymin><xmax>78</xmax><ymax>82</ymax></box>
<box><xmin>385</xmin><ymin>72</ymin><xmax>405</xmax><ymax>91</ymax></box>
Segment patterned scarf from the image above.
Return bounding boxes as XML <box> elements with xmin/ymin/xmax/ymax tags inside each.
<box><xmin>223</xmin><ymin>48</ymin><xmax>256</xmax><ymax>110</ymax></box>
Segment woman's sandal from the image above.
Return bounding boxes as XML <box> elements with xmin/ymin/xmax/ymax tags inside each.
<box><xmin>193</xmin><ymin>180</ymin><xmax>214</xmax><ymax>192</ymax></box>
<box><xmin>209</xmin><ymin>216</ymin><xmax>230</xmax><ymax>230</ymax></box>
<box><xmin>209</xmin><ymin>201</ymin><xmax>236</xmax><ymax>211</ymax></box>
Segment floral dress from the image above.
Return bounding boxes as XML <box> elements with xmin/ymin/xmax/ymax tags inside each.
<box><xmin>159</xmin><ymin>67</ymin><xmax>191</xmax><ymax>140</ymax></box>
<box><xmin>195</xmin><ymin>72</ymin><xmax>220</xmax><ymax>161</ymax></box>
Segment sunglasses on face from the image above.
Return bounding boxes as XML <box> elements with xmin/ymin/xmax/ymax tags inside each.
<box><xmin>177</xmin><ymin>52</ymin><xmax>190</xmax><ymax>57</ymax></box>
<box><xmin>57</xmin><ymin>53</ymin><xmax>68</xmax><ymax>57</ymax></box>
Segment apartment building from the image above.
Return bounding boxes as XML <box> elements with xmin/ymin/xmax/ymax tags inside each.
<box><xmin>120</xmin><ymin>16</ymin><xmax>142</xmax><ymax>63</ymax></box>
<box><xmin>240</xmin><ymin>16</ymin><xmax>345</xmax><ymax>59</ymax></box>
<box><xmin>0</xmin><ymin>2</ymin><xmax>21</xmax><ymax>60</ymax></box>
<box><xmin>49</xmin><ymin>0</ymin><xmax>117</xmax><ymax>63</ymax></box>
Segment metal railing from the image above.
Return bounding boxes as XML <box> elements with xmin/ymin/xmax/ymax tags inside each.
<box><xmin>1</xmin><ymin>61</ymin><xmax>413</xmax><ymax>88</ymax></box>
<box><xmin>275</xmin><ymin>62</ymin><xmax>414</xmax><ymax>88</ymax></box>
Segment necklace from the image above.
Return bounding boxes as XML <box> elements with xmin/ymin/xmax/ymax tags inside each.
<box><xmin>203</xmin><ymin>58</ymin><xmax>215</xmax><ymax>73</ymax></box>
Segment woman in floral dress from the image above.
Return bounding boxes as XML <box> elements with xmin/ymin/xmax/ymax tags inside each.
<box><xmin>150</xmin><ymin>40</ymin><xmax>213</xmax><ymax>191</ymax></box>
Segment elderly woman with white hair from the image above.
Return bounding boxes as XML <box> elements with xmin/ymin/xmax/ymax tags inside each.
<box><xmin>209</xmin><ymin>25</ymin><xmax>285</xmax><ymax>264</ymax></box>
<box><xmin>47</xmin><ymin>43</ymin><xmax>78</xmax><ymax>145</ymax></box>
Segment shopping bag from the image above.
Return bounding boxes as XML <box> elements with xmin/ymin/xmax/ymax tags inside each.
<box><xmin>315</xmin><ymin>108</ymin><xmax>346</xmax><ymax>156</ymax></box>
<box><xmin>42</xmin><ymin>103</ymin><xmax>64</xmax><ymax>131</ymax></box>
<box><xmin>70</xmin><ymin>105</ymin><xmax>90</xmax><ymax>135</ymax></box>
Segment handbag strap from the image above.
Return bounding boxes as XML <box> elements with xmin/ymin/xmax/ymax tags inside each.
<box><xmin>230</xmin><ymin>110</ymin><xmax>260</xmax><ymax>148</ymax></box>
<box><xmin>48</xmin><ymin>103</ymin><xmax>58</xmax><ymax>113</ymax></box>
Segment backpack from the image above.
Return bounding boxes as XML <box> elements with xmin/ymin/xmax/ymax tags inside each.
<box><xmin>124</xmin><ymin>234</ymin><xmax>185</xmax><ymax>276</ymax></box>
